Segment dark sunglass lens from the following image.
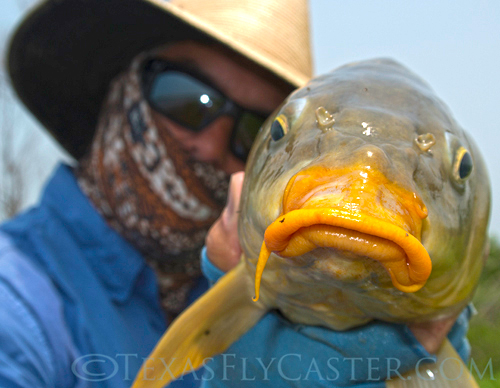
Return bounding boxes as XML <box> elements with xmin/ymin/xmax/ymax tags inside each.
<box><xmin>231</xmin><ymin>113</ymin><xmax>266</xmax><ymax>161</ymax></box>
<box><xmin>149</xmin><ymin>71</ymin><xmax>224</xmax><ymax>129</ymax></box>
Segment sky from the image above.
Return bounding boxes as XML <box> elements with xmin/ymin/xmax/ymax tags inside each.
<box><xmin>1</xmin><ymin>0</ymin><xmax>499</xmax><ymax>236</ymax></box>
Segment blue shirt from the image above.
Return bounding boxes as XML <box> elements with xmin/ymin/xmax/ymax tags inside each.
<box><xmin>0</xmin><ymin>164</ymin><xmax>207</xmax><ymax>387</ymax></box>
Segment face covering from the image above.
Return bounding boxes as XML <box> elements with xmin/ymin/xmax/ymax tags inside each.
<box><xmin>76</xmin><ymin>53</ymin><xmax>230</xmax><ymax>320</ymax></box>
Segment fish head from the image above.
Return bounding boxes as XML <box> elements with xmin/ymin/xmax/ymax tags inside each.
<box><xmin>239</xmin><ymin>59</ymin><xmax>491</xmax><ymax>329</ymax></box>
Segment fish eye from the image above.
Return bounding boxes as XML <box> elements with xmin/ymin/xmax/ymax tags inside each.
<box><xmin>453</xmin><ymin>147</ymin><xmax>473</xmax><ymax>181</ymax></box>
<box><xmin>270</xmin><ymin>115</ymin><xmax>288</xmax><ymax>141</ymax></box>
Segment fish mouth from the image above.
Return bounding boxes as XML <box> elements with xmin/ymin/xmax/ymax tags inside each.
<box><xmin>252</xmin><ymin>167</ymin><xmax>431</xmax><ymax>301</ymax></box>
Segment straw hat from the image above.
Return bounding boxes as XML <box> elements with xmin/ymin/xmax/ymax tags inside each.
<box><xmin>8</xmin><ymin>0</ymin><xmax>313</xmax><ymax>159</ymax></box>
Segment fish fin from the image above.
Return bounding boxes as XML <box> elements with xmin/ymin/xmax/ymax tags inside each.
<box><xmin>132</xmin><ymin>261</ymin><xmax>267</xmax><ymax>388</ymax></box>
<box><xmin>385</xmin><ymin>338</ymin><xmax>479</xmax><ymax>388</ymax></box>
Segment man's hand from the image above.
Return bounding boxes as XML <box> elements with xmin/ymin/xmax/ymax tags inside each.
<box><xmin>206</xmin><ymin>172</ymin><xmax>244</xmax><ymax>272</ymax></box>
<box><xmin>409</xmin><ymin>315</ymin><xmax>458</xmax><ymax>354</ymax></box>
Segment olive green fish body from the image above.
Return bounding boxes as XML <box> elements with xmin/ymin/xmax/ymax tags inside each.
<box><xmin>241</xmin><ymin>59</ymin><xmax>490</xmax><ymax>329</ymax></box>
<box><xmin>133</xmin><ymin>59</ymin><xmax>490</xmax><ymax>388</ymax></box>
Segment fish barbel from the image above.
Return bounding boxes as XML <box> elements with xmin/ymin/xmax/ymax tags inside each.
<box><xmin>133</xmin><ymin>59</ymin><xmax>490</xmax><ymax>387</ymax></box>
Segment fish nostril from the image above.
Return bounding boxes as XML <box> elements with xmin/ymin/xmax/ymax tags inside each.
<box><xmin>415</xmin><ymin>133</ymin><xmax>436</xmax><ymax>152</ymax></box>
<box><xmin>315</xmin><ymin>106</ymin><xmax>336</xmax><ymax>131</ymax></box>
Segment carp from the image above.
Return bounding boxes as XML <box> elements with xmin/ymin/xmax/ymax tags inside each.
<box><xmin>133</xmin><ymin>59</ymin><xmax>490</xmax><ymax>387</ymax></box>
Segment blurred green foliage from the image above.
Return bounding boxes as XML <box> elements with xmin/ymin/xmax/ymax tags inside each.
<box><xmin>469</xmin><ymin>236</ymin><xmax>500</xmax><ymax>386</ymax></box>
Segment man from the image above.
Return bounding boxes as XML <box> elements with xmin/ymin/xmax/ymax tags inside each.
<box><xmin>0</xmin><ymin>0</ymin><xmax>310</xmax><ymax>386</ymax></box>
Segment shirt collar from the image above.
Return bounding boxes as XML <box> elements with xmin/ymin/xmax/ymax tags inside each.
<box><xmin>40</xmin><ymin>163</ymin><xmax>150</xmax><ymax>302</ymax></box>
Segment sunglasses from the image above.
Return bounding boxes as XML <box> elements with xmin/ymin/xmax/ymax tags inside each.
<box><xmin>142</xmin><ymin>59</ymin><xmax>268</xmax><ymax>162</ymax></box>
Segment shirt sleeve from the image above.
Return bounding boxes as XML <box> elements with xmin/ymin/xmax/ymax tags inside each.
<box><xmin>0</xmin><ymin>280</ymin><xmax>58</xmax><ymax>387</ymax></box>
<box><xmin>200</xmin><ymin>246</ymin><xmax>225</xmax><ymax>285</ymax></box>
<box><xmin>0</xmin><ymin>233</ymin><xmax>85</xmax><ymax>388</ymax></box>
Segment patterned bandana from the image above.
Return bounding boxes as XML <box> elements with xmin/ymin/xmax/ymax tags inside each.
<box><xmin>76</xmin><ymin>54</ymin><xmax>230</xmax><ymax>320</ymax></box>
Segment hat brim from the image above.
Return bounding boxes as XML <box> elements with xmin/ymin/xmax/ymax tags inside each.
<box><xmin>8</xmin><ymin>0</ymin><xmax>302</xmax><ymax>159</ymax></box>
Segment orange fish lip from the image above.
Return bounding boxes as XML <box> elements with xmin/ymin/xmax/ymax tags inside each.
<box><xmin>253</xmin><ymin>208</ymin><xmax>432</xmax><ymax>301</ymax></box>
<box><xmin>251</xmin><ymin>165</ymin><xmax>432</xmax><ymax>302</ymax></box>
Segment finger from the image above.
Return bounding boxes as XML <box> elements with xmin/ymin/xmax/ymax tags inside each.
<box><xmin>206</xmin><ymin>172</ymin><xmax>245</xmax><ymax>272</ymax></box>
<box><xmin>409</xmin><ymin>314</ymin><xmax>458</xmax><ymax>354</ymax></box>
<box><xmin>224</xmin><ymin>171</ymin><xmax>244</xmax><ymax>223</ymax></box>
